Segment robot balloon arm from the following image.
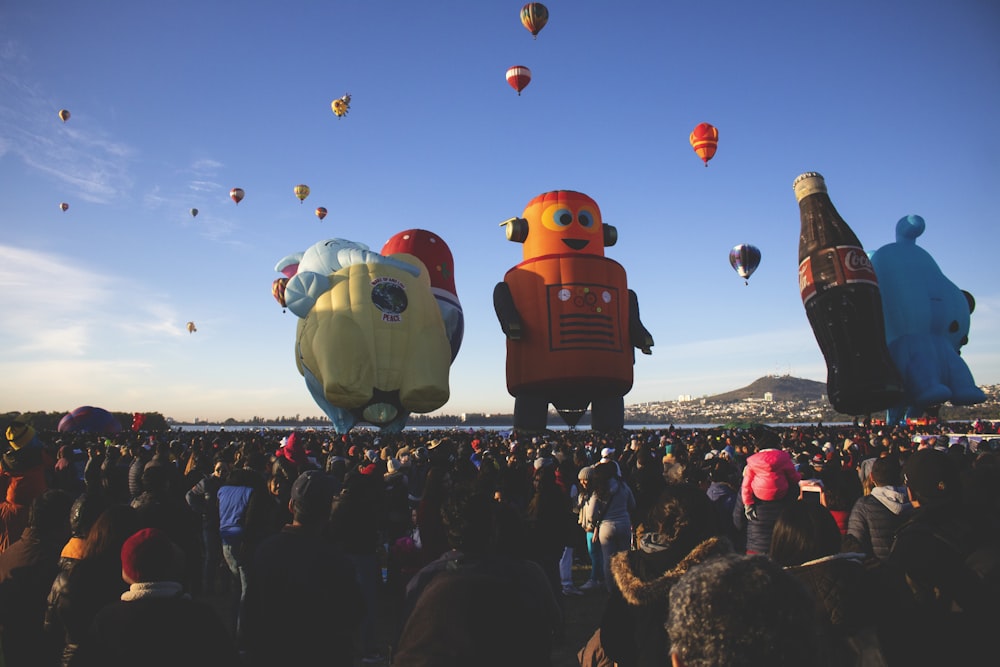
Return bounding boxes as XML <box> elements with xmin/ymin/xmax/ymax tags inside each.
<box><xmin>628</xmin><ymin>289</ymin><xmax>654</xmax><ymax>355</ymax></box>
<box><xmin>493</xmin><ymin>282</ymin><xmax>523</xmax><ymax>340</ymax></box>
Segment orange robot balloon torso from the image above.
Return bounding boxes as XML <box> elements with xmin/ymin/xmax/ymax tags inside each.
<box><xmin>503</xmin><ymin>253</ymin><xmax>633</xmax><ymax>395</ymax></box>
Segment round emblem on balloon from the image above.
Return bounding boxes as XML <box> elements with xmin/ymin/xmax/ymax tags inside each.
<box><xmin>602</xmin><ymin>291</ymin><xmax>611</xmax><ymax>303</ymax></box>
<box><xmin>371</xmin><ymin>279</ymin><xmax>408</xmax><ymax>316</ymax></box>
<box><xmin>558</xmin><ymin>288</ymin><xmax>571</xmax><ymax>301</ymax></box>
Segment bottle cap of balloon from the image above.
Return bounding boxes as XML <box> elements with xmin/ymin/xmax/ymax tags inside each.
<box><xmin>793</xmin><ymin>172</ymin><xmax>826</xmax><ymax>201</ymax></box>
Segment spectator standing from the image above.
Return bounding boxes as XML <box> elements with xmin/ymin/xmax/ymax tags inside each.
<box><xmin>0</xmin><ymin>489</ymin><xmax>74</xmax><ymax>667</ymax></box>
<box><xmin>71</xmin><ymin>527</ymin><xmax>240</xmax><ymax>667</ymax></box>
<box><xmin>599</xmin><ymin>483</ymin><xmax>732</xmax><ymax>667</ymax></box>
<box><xmin>666</xmin><ymin>554</ymin><xmax>821</xmax><ymax>667</ymax></box>
<box><xmin>844</xmin><ymin>456</ymin><xmax>911</xmax><ymax>560</ymax></box>
<box><xmin>44</xmin><ymin>504</ymin><xmax>141</xmax><ymax>667</ymax></box>
<box><xmin>242</xmin><ymin>470</ymin><xmax>363</xmax><ymax>667</ymax></box>
<box><xmin>584</xmin><ymin>461</ymin><xmax>636</xmax><ymax>592</ymax></box>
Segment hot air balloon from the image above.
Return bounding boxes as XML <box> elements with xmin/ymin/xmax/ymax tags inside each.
<box><xmin>275</xmin><ymin>238</ymin><xmax>452</xmax><ymax>434</ymax></box>
<box><xmin>506</xmin><ymin>66</ymin><xmax>532</xmax><ymax>95</ymax></box>
<box><xmin>729</xmin><ymin>243</ymin><xmax>761</xmax><ymax>285</ymax></box>
<box><xmin>59</xmin><ymin>202</ymin><xmax>69</xmax><ymax>212</ymax></box>
<box><xmin>131</xmin><ymin>412</ymin><xmax>146</xmax><ymax>432</ymax></box>
<box><xmin>186</xmin><ymin>321</ymin><xmax>197</xmax><ymax>333</ymax></box>
<box><xmin>294</xmin><ymin>184</ymin><xmax>310</xmax><ymax>203</ymax></box>
<box><xmin>520</xmin><ymin>3</ymin><xmax>549</xmax><ymax>38</ymax></box>
<box><xmin>690</xmin><ymin>122</ymin><xmax>719</xmax><ymax>166</ymax></box>
<box><xmin>331</xmin><ymin>93</ymin><xmax>351</xmax><ymax>118</ymax></box>
<box><xmin>494</xmin><ymin>190</ymin><xmax>654</xmax><ymax>433</ymax></box>
<box><xmin>230</xmin><ymin>188</ymin><xmax>245</xmax><ymax>205</ymax></box>
<box><xmin>58</xmin><ymin>109</ymin><xmax>70</xmax><ymax>122</ymax></box>
<box><xmin>315</xmin><ymin>206</ymin><xmax>328</xmax><ymax>221</ymax></box>
<box><xmin>58</xmin><ymin>406</ymin><xmax>122</xmax><ymax>434</ymax></box>
<box><xmin>190</xmin><ymin>208</ymin><xmax>199</xmax><ymax>217</ymax></box>
<box><xmin>272</xmin><ymin>277</ymin><xmax>288</xmax><ymax>309</ymax></box>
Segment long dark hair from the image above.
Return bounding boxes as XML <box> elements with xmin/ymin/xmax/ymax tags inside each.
<box><xmin>768</xmin><ymin>501</ymin><xmax>841</xmax><ymax>567</ymax></box>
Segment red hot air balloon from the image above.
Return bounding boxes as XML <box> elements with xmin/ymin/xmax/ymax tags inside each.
<box><xmin>131</xmin><ymin>412</ymin><xmax>146</xmax><ymax>432</ymax></box>
<box><xmin>315</xmin><ymin>206</ymin><xmax>327</xmax><ymax>221</ymax></box>
<box><xmin>520</xmin><ymin>3</ymin><xmax>549</xmax><ymax>39</ymax></box>
<box><xmin>59</xmin><ymin>202</ymin><xmax>69</xmax><ymax>212</ymax></box>
<box><xmin>506</xmin><ymin>66</ymin><xmax>532</xmax><ymax>96</ymax></box>
<box><xmin>230</xmin><ymin>188</ymin><xmax>245</xmax><ymax>204</ymax></box>
<box><xmin>689</xmin><ymin>122</ymin><xmax>719</xmax><ymax>166</ymax></box>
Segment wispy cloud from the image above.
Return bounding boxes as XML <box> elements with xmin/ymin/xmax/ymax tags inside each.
<box><xmin>0</xmin><ymin>244</ymin><xmax>183</xmax><ymax>358</ymax></box>
<box><xmin>0</xmin><ymin>69</ymin><xmax>136</xmax><ymax>204</ymax></box>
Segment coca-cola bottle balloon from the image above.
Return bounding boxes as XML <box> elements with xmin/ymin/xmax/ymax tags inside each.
<box><xmin>794</xmin><ymin>171</ymin><xmax>903</xmax><ymax>415</ymax></box>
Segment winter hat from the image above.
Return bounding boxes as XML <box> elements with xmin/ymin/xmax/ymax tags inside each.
<box><xmin>578</xmin><ymin>465</ymin><xmax>594</xmax><ymax>481</ymax></box>
<box><xmin>290</xmin><ymin>470</ymin><xmax>336</xmax><ymax>509</ymax></box>
<box><xmin>6</xmin><ymin>423</ymin><xmax>35</xmax><ymax>450</ymax></box>
<box><xmin>600</xmin><ymin>447</ymin><xmax>615</xmax><ymax>460</ymax></box>
<box><xmin>121</xmin><ymin>528</ymin><xmax>177</xmax><ymax>584</ymax></box>
<box><xmin>385</xmin><ymin>458</ymin><xmax>403</xmax><ymax>478</ymax></box>
<box><xmin>903</xmin><ymin>449</ymin><xmax>960</xmax><ymax>506</ymax></box>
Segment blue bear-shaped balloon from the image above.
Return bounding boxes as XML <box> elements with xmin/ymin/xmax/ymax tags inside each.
<box><xmin>869</xmin><ymin>215</ymin><xmax>985</xmax><ymax>423</ymax></box>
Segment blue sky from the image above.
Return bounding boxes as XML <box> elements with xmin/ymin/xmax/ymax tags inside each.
<box><xmin>1</xmin><ymin>1</ymin><xmax>998</xmax><ymax>422</ymax></box>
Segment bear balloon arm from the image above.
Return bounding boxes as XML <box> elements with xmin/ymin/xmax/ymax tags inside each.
<box><xmin>285</xmin><ymin>271</ymin><xmax>333</xmax><ymax>318</ymax></box>
<box><xmin>628</xmin><ymin>289</ymin><xmax>654</xmax><ymax>355</ymax></box>
<box><xmin>338</xmin><ymin>247</ymin><xmax>421</xmax><ymax>278</ymax></box>
<box><xmin>493</xmin><ymin>282</ymin><xmax>522</xmax><ymax>340</ymax></box>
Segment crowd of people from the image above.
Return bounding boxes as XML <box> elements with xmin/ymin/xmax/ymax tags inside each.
<box><xmin>0</xmin><ymin>416</ymin><xmax>998</xmax><ymax>666</ymax></box>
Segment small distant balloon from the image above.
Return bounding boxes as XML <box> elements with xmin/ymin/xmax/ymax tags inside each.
<box><xmin>58</xmin><ymin>109</ymin><xmax>70</xmax><ymax>122</ymax></box>
<box><xmin>190</xmin><ymin>208</ymin><xmax>199</xmax><ymax>217</ymax></box>
<box><xmin>331</xmin><ymin>93</ymin><xmax>351</xmax><ymax>118</ymax></box>
<box><xmin>186</xmin><ymin>321</ymin><xmax>197</xmax><ymax>333</ymax></box>
<box><xmin>294</xmin><ymin>184</ymin><xmax>310</xmax><ymax>203</ymax></box>
<box><xmin>315</xmin><ymin>206</ymin><xmax>328</xmax><ymax>221</ymax></box>
<box><xmin>690</xmin><ymin>122</ymin><xmax>719</xmax><ymax>166</ymax></box>
<box><xmin>520</xmin><ymin>3</ymin><xmax>549</xmax><ymax>39</ymax></box>
<box><xmin>506</xmin><ymin>65</ymin><xmax>532</xmax><ymax>95</ymax></box>
<box><xmin>729</xmin><ymin>243</ymin><xmax>761</xmax><ymax>285</ymax></box>
<box><xmin>59</xmin><ymin>202</ymin><xmax>69</xmax><ymax>212</ymax></box>
<box><xmin>230</xmin><ymin>188</ymin><xmax>245</xmax><ymax>205</ymax></box>
<box><xmin>272</xmin><ymin>277</ymin><xmax>288</xmax><ymax>309</ymax></box>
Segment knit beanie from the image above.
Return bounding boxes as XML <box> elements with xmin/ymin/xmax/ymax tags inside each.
<box><xmin>121</xmin><ymin>528</ymin><xmax>176</xmax><ymax>583</ymax></box>
<box><xmin>6</xmin><ymin>423</ymin><xmax>35</xmax><ymax>450</ymax></box>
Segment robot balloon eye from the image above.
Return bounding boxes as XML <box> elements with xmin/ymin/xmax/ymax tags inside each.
<box><xmin>553</xmin><ymin>208</ymin><xmax>573</xmax><ymax>227</ymax></box>
<box><xmin>577</xmin><ymin>211</ymin><xmax>595</xmax><ymax>228</ymax></box>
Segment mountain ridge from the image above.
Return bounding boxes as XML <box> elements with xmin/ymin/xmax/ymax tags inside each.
<box><xmin>697</xmin><ymin>375</ymin><xmax>827</xmax><ymax>403</ymax></box>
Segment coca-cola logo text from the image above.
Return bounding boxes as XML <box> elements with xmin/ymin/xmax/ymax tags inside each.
<box><xmin>845</xmin><ymin>249</ymin><xmax>872</xmax><ymax>271</ymax></box>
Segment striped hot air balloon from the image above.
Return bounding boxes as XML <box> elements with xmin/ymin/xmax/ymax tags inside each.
<box><xmin>520</xmin><ymin>3</ymin><xmax>549</xmax><ymax>39</ymax></box>
<box><xmin>689</xmin><ymin>122</ymin><xmax>719</xmax><ymax>166</ymax></box>
<box><xmin>506</xmin><ymin>66</ymin><xmax>532</xmax><ymax>96</ymax></box>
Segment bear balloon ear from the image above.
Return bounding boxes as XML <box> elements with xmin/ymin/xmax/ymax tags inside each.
<box><xmin>500</xmin><ymin>217</ymin><xmax>529</xmax><ymax>244</ymax></box>
<box><xmin>962</xmin><ymin>290</ymin><xmax>975</xmax><ymax>314</ymax></box>
<box><xmin>603</xmin><ymin>224</ymin><xmax>618</xmax><ymax>247</ymax></box>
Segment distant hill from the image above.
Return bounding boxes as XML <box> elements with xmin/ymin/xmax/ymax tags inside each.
<box><xmin>705</xmin><ymin>375</ymin><xmax>827</xmax><ymax>403</ymax></box>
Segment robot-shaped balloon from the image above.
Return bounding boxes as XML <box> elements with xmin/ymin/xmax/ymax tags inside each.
<box><xmin>275</xmin><ymin>237</ymin><xmax>454</xmax><ymax>433</ymax></box>
<box><xmin>494</xmin><ymin>190</ymin><xmax>653</xmax><ymax>432</ymax></box>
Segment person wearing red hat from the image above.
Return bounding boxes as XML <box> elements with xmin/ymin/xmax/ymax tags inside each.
<box><xmin>72</xmin><ymin>527</ymin><xmax>240</xmax><ymax>667</ymax></box>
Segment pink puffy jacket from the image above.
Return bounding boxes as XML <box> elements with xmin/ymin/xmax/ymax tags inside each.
<box><xmin>740</xmin><ymin>449</ymin><xmax>800</xmax><ymax>506</ymax></box>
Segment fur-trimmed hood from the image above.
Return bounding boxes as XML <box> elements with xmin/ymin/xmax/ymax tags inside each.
<box><xmin>611</xmin><ymin>536</ymin><xmax>733</xmax><ymax>606</ymax></box>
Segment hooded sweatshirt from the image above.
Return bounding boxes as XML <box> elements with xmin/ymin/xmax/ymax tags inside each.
<box><xmin>846</xmin><ymin>485</ymin><xmax>912</xmax><ymax>561</ymax></box>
